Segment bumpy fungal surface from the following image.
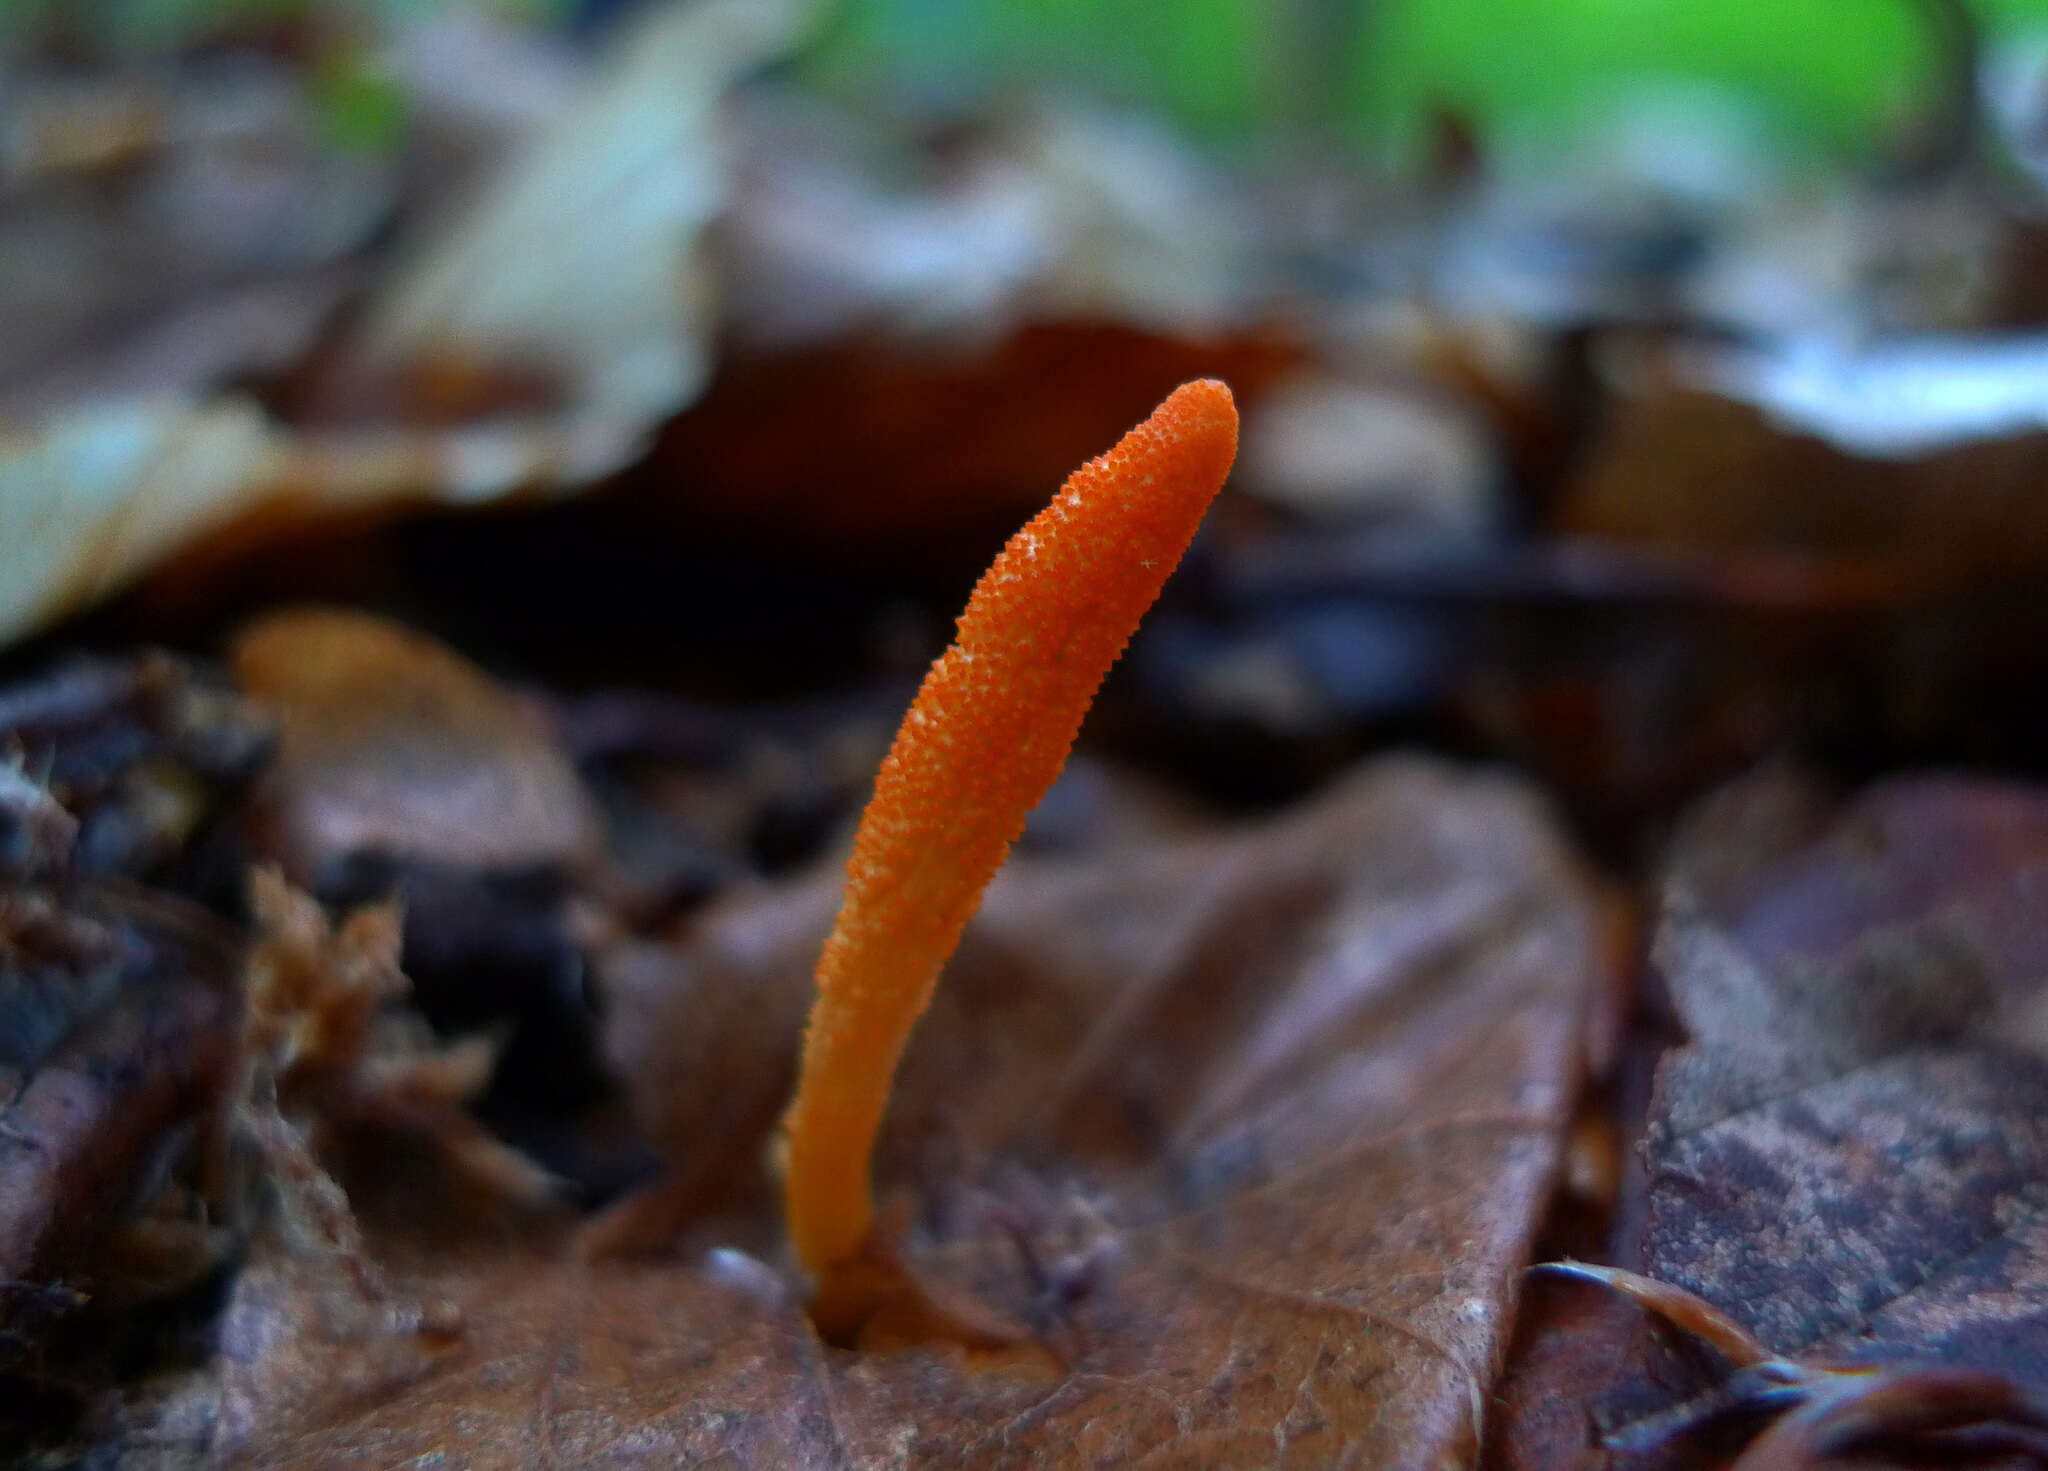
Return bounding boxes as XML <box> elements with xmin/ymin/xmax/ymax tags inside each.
<box><xmin>782</xmin><ymin>380</ymin><xmax>1239</xmax><ymax>1284</ymax></box>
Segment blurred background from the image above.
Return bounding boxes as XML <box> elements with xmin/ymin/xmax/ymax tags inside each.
<box><xmin>11</xmin><ymin>0</ymin><xmax>2048</xmax><ymax>869</ymax></box>
<box><xmin>17</xmin><ymin>7</ymin><xmax>2048</xmax><ymax>1457</ymax></box>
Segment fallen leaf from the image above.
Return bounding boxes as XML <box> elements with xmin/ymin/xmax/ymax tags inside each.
<box><xmin>204</xmin><ymin>758</ymin><xmax>1599</xmax><ymax>1467</ymax></box>
<box><xmin>718</xmin><ymin>91</ymin><xmax>1256</xmax><ymax>351</ymax></box>
<box><xmin>242</xmin><ymin>868</ymin><xmax>554</xmax><ymax>1206</ymax></box>
<box><xmin>1558</xmin><ymin>359</ymin><xmax>2048</xmax><ymax>581</ymax></box>
<box><xmin>230</xmin><ymin>610</ymin><xmax>639</xmax><ymax>1198</ymax></box>
<box><xmin>0</xmin><ymin>652</ymin><xmax>275</xmax><ymax>884</ymax></box>
<box><xmin>357</xmin><ymin>0</ymin><xmax>818</xmax><ymax>440</ymax></box>
<box><xmin>1505</xmin><ymin>771</ymin><xmax>2048</xmax><ymax>1468</ymax></box>
<box><xmin>0</xmin><ymin>884</ymin><xmax>242</xmax><ymax>1380</ymax></box>
<box><xmin>641</xmin><ymin>321</ymin><xmax>1300</xmax><ymax>548</ymax></box>
<box><xmin>0</xmin><ymin>0</ymin><xmax>819</xmax><ymax>653</ymax></box>
<box><xmin>1650</xmin><ymin>777</ymin><xmax>2048</xmax><ymax>1376</ymax></box>
<box><xmin>0</xmin><ymin>653</ymin><xmax>279</xmax><ymax>1450</ymax></box>
<box><xmin>230</xmin><ymin>606</ymin><xmax>600</xmax><ymax>882</ymax></box>
<box><xmin>1698</xmin><ymin>336</ymin><xmax>2048</xmax><ymax>459</ymax></box>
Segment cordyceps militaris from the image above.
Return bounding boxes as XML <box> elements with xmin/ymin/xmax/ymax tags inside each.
<box><xmin>779</xmin><ymin>380</ymin><xmax>1239</xmax><ymax>1344</ymax></box>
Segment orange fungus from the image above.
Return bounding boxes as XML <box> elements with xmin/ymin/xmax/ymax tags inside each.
<box><xmin>781</xmin><ymin>380</ymin><xmax>1239</xmax><ymax>1283</ymax></box>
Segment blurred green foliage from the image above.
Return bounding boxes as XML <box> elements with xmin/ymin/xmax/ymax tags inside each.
<box><xmin>1361</xmin><ymin>0</ymin><xmax>1927</xmax><ymax>155</ymax></box>
<box><xmin>15</xmin><ymin>0</ymin><xmax>2048</xmax><ymax>169</ymax></box>
<box><xmin>801</xmin><ymin>0</ymin><xmax>2048</xmax><ymax>164</ymax></box>
<box><xmin>309</xmin><ymin>42</ymin><xmax>411</xmax><ymax>153</ymax></box>
<box><xmin>798</xmin><ymin>0</ymin><xmax>1265</xmax><ymax>138</ymax></box>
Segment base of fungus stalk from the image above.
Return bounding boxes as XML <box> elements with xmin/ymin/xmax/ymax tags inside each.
<box><xmin>807</xmin><ymin>1231</ymin><xmax>1049</xmax><ymax>1368</ymax></box>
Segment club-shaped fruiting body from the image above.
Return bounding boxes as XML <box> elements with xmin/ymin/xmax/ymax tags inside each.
<box><xmin>781</xmin><ymin>380</ymin><xmax>1239</xmax><ymax>1285</ymax></box>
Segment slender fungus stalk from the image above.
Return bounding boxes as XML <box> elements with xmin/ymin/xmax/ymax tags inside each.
<box><xmin>781</xmin><ymin>380</ymin><xmax>1238</xmax><ymax>1338</ymax></box>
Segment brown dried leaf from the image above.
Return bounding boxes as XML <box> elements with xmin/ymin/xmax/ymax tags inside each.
<box><xmin>0</xmin><ymin>0</ymin><xmax>819</xmax><ymax>655</ymax></box>
<box><xmin>231</xmin><ymin>607</ymin><xmax>600</xmax><ymax>882</ymax></box>
<box><xmin>0</xmin><ymin>885</ymin><xmax>241</xmax><ymax>1321</ymax></box>
<box><xmin>0</xmin><ymin>651</ymin><xmax>274</xmax><ymax>885</ymax></box>
<box><xmin>642</xmin><ymin>322</ymin><xmax>1301</xmax><ymax>549</ymax></box>
<box><xmin>0</xmin><ymin>652</ymin><xmax>272</xmax><ymax>1426</ymax></box>
<box><xmin>209</xmin><ymin>758</ymin><xmax>1599</xmax><ymax>1468</ymax></box>
<box><xmin>241</xmin><ymin>868</ymin><xmax>555</xmax><ymax>1206</ymax></box>
<box><xmin>1559</xmin><ymin>371</ymin><xmax>2048</xmax><ymax>582</ymax></box>
<box><xmin>1514</xmin><ymin>773</ymin><xmax>2048</xmax><ymax>1468</ymax></box>
<box><xmin>1486</xmin><ymin>1273</ymin><xmax>1713</xmax><ymax>1471</ymax></box>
